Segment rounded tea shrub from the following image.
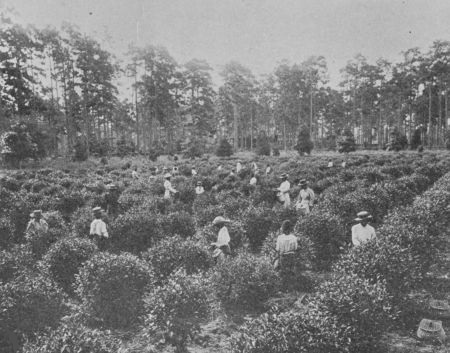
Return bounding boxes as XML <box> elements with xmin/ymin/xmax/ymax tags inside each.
<box><xmin>43</xmin><ymin>237</ymin><xmax>97</xmax><ymax>294</ymax></box>
<box><xmin>0</xmin><ymin>272</ymin><xmax>67</xmax><ymax>351</ymax></box>
<box><xmin>142</xmin><ymin>236</ymin><xmax>212</xmax><ymax>283</ymax></box>
<box><xmin>144</xmin><ymin>270</ymin><xmax>211</xmax><ymax>353</ymax></box>
<box><xmin>210</xmin><ymin>253</ymin><xmax>280</xmax><ymax>311</ymax></box>
<box><xmin>75</xmin><ymin>252</ymin><xmax>153</xmax><ymax>329</ymax></box>
<box><xmin>21</xmin><ymin>322</ymin><xmax>120</xmax><ymax>353</ymax></box>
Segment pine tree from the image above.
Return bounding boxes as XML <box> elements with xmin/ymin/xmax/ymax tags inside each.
<box><xmin>337</xmin><ymin>128</ymin><xmax>356</xmax><ymax>153</ymax></box>
<box><xmin>295</xmin><ymin>126</ymin><xmax>313</xmax><ymax>155</ymax></box>
<box><xmin>216</xmin><ymin>138</ymin><xmax>233</xmax><ymax>157</ymax></box>
<box><xmin>256</xmin><ymin>133</ymin><xmax>270</xmax><ymax>156</ymax></box>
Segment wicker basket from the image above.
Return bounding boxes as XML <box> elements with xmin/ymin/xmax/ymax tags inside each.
<box><xmin>430</xmin><ymin>299</ymin><xmax>450</xmax><ymax>318</ymax></box>
<box><xmin>417</xmin><ymin>319</ymin><xmax>446</xmax><ymax>343</ymax></box>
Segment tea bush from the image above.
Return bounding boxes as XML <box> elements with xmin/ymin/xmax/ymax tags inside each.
<box><xmin>210</xmin><ymin>253</ymin><xmax>279</xmax><ymax>311</ymax></box>
<box><xmin>21</xmin><ymin>322</ymin><xmax>120</xmax><ymax>353</ymax></box>
<box><xmin>142</xmin><ymin>236</ymin><xmax>212</xmax><ymax>283</ymax></box>
<box><xmin>0</xmin><ymin>272</ymin><xmax>66</xmax><ymax>351</ymax></box>
<box><xmin>294</xmin><ymin>212</ymin><xmax>345</xmax><ymax>270</ymax></box>
<box><xmin>75</xmin><ymin>252</ymin><xmax>153</xmax><ymax>329</ymax></box>
<box><xmin>110</xmin><ymin>209</ymin><xmax>163</xmax><ymax>254</ymax></box>
<box><xmin>159</xmin><ymin>211</ymin><xmax>196</xmax><ymax>238</ymax></box>
<box><xmin>143</xmin><ymin>271</ymin><xmax>211</xmax><ymax>353</ymax></box>
<box><xmin>242</xmin><ymin>206</ymin><xmax>277</xmax><ymax>252</ymax></box>
<box><xmin>43</xmin><ymin>237</ymin><xmax>97</xmax><ymax>294</ymax></box>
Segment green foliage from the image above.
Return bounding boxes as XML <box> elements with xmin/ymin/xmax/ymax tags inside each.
<box><xmin>337</xmin><ymin>128</ymin><xmax>356</xmax><ymax>153</ymax></box>
<box><xmin>116</xmin><ymin>137</ymin><xmax>135</xmax><ymax>157</ymax></box>
<box><xmin>242</xmin><ymin>206</ymin><xmax>276</xmax><ymax>252</ymax></box>
<box><xmin>388</xmin><ymin>127</ymin><xmax>408</xmax><ymax>151</ymax></box>
<box><xmin>210</xmin><ymin>253</ymin><xmax>280</xmax><ymax>311</ymax></box>
<box><xmin>89</xmin><ymin>138</ymin><xmax>110</xmax><ymax>157</ymax></box>
<box><xmin>159</xmin><ymin>211</ymin><xmax>196</xmax><ymax>238</ymax></box>
<box><xmin>294</xmin><ymin>126</ymin><xmax>313</xmax><ymax>155</ymax></box>
<box><xmin>256</xmin><ymin>133</ymin><xmax>270</xmax><ymax>156</ymax></box>
<box><xmin>0</xmin><ymin>245</ymin><xmax>34</xmax><ymax>283</ymax></box>
<box><xmin>183</xmin><ymin>138</ymin><xmax>204</xmax><ymax>159</ymax></box>
<box><xmin>43</xmin><ymin>237</ymin><xmax>97</xmax><ymax>294</ymax></box>
<box><xmin>73</xmin><ymin>136</ymin><xmax>89</xmax><ymax>162</ymax></box>
<box><xmin>75</xmin><ymin>252</ymin><xmax>153</xmax><ymax>329</ymax></box>
<box><xmin>216</xmin><ymin>138</ymin><xmax>234</xmax><ymax>157</ymax></box>
<box><xmin>21</xmin><ymin>322</ymin><xmax>120</xmax><ymax>353</ymax></box>
<box><xmin>143</xmin><ymin>270</ymin><xmax>211</xmax><ymax>352</ymax></box>
<box><xmin>110</xmin><ymin>209</ymin><xmax>163</xmax><ymax>254</ymax></box>
<box><xmin>142</xmin><ymin>236</ymin><xmax>212</xmax><ymax>283</ymax></box>
<box><xmin>294</xmin><ymin>212</ymin><xmax>344</xmax><ymax>270</ymax></box>
<box><xmin>0</xmin><ymin>272</ymin><xmax>66</xmax><ymax>351</ymax></box>
<box><xmin>0</xmin><ymin>122</ymin><xmax>45</xmax><ymax>167</ymax></box>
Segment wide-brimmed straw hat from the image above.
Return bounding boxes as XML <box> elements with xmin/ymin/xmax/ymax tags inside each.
<box><xmin>280</xmin><ymin>173</ymin><xmax>288</xmax><ymax>179</ymax></box>
<box><xmin>92</xmin><ymin>206</ymin><xmax>102</xmax><ymax>214</ymax></box>
<box><xmin>354</xmin><ymin>211</ymin><xmax>372</xmax><ymax>222</ymax></box>
<box><xmin>212</xmin><ymin>216</ymin><xmax>230</xmax><ymax>225</ymax></box>
<box><xmin>197</xmin><ymin>181</ymin><xmax>203</xmax><ymax>186</ymax></box>
<box><xmin>164</xmin><ymin>173</ymin><xmax>172</xmax><ymax>179</ymax></box>
<box><xmin>299</xmin><ymin>179</ymin><xmax>307</xmax><ymax>186</ymax></box>
<box><xmin>33</xmin><ymin>210</ymin><xmax>42</xmax><ymax>216</ymax></box>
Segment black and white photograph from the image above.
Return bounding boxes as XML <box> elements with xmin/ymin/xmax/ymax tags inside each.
<box><xmin>1</xmin><ymin>0</ymin><xmax>450</xmax><ymax>352</ymax></box>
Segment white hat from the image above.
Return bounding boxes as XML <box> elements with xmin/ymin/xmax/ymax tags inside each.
<box><xmin>212</xmin><ymin>216</ymin><xmax>230</xmax><ymax>225</ymax></box>
<box><xmin>164</xmin><ymin>173</ymin><xmax>172</xmax><ymax>179</ymax></box>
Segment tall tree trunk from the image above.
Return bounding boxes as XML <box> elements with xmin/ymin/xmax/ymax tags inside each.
<box><xmin>428</xmin><ymin>84</ymin><xmax>432</xmax><ymax>147</ymax></box>
<box><xmin>232</xmin><ymin>101</ymin><xmax>239</xmax><ymax>150</ymax></box>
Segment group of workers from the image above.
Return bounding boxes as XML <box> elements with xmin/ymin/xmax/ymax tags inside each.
<box><xmin>25</xmin><ymin>157</ymin><xmax>376</xmax><ymax>278</ymax></box>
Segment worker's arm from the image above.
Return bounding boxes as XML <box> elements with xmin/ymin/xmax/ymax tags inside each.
<box><xmin>351</xmin><ymin>227</ymin><xmax>360</xmax><ymax>246</ymax></box>
<box><xmin>101</xmin><ymin>222</ymin><xmax>109</xmax><ymax>238</ymax></box>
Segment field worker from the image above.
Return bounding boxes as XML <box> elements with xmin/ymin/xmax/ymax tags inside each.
<box><xmin>276</xmin><ymin>220</ymin><xmax>298</xmax><ymax>273</ymax></box>
<box><xmin>341</xmin><ymin>160</ymin><xmax>346</xmax><ymax>168</ymax></box>
<box><xmin>90</xmin><ymin>207</ymin><xmax>109</xmax><ymax>249</ymax></box>
<box><xmin>163</xmin><ymin>173</ymin><xmax>178</xmax><ymax>199</ymax></box>
<box><xmin>352</xmin><ymin>211</ymin><xmax>376</xmax><ymax>247</ymax></box>
<box><xmin>250</xmin><ymin>173</ymin><xmax>257</xmax><ymax>186</ymax></box>
<box><xmin>266</xmin><ymin>164</ymin><xmax>272</xmax><ymax>175</ymax></box>
<box><xmin>131</xmin><ymin>166</ymin><xmax>139</xmax><ymax>179</ymax></box>
<box><xmin>105</xmin><ymin>184</ymin><xmax>119</xmax><ymax>216</ymax></box>
<box><xmin>191</xmin><ymin>167</ymin><xmax>197</xmax><ymax>176</ymax></box>
<box><xmin>26</xmin><ymin>210</ymin><xmax>48</xmax><ymax>238</ymax></box>
<box><xmin>211</xmin><ymin>216</ymin><xmax>231</xmax><ymax>263</ymax></box>
<box><xmin>277</xmin><ymin>173</ymin><xmax>291</xmax><ymax>208</ymax></box>
<box><xmin>195</xmin><ymin>181</ymin><xmax>205</xmax><ymax>195</ymax></box>
<box><xmin>327</xmin><ymin>160</ymin><xmax>334</xmax><ymax>168</ymax></box>
<box><xmin>236</xmin><ymin>160</ymin><xmax>242</xmax><ymax>173</ymax></box>
<box><xmin>296</xmin><ymin>179</ymin><xmax>315</xmax><ymax>214</ymax></box>
<box><xmin>252</xmin><ymin>162</ymin><xmax>258</xmax><ymax>172</ymax></box>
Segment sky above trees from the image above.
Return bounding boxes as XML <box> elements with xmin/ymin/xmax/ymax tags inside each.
<box><xmin>3</xmin><ymin>0</ymin><xmax>450</xmax><ymax>87</ymax></box>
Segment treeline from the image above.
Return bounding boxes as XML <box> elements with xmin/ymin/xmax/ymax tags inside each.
<box><xmin>1</xmin><ymin>11</ymin><xmax>450</xmax><ymax>160</ymax></box>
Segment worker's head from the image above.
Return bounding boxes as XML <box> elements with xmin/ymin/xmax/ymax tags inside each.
<box><xmin>355</xmin><ymin>211</ymin><xmax>371</xmax><ymax>226</ymax></box>
<box><xmin>281</xmin><ymin>220</ymin><xmax>293</xmax><ymax>235</ymax></box>
<box><xmin>33</xmin><ymin>210</ymin><xmax>42</xmax><ymax>221</ymax></box>
<box><xmin>164</xmin><ymin>173</ymin><xmax>171</xmax><ymax>180</ymax></box>
<box><xmin>93</xmin><ymin>207</ymin><xmax>102</xmax><ymax>219</ymax></box>
<box><xmin>197</xmin><ymin>181</ymin><xmax>202</xmax><ymax>186</ymax></box>
<box><xmin>280</xmin><ymin>173</ymin><xmax>288</xmax><ymax>181</ymax></box>
<box><xmin>299</xmin><ymin>179</ymin><xmax>307</xmax><ymax>189</ymax></box>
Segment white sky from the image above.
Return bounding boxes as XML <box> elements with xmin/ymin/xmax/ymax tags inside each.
<box><xmin>2</xmin><ymin>0</ymin><xmax>450</xmax><ymax>88</ymax></box>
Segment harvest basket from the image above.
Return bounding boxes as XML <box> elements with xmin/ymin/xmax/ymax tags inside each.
<box><xmin>417</xmin><ymin>319</ymin><xmax>446</xmax><ymax>343</ymax></box>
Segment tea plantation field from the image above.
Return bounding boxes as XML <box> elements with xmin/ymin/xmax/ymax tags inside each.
<box><xmin>1</xmin><ymin>150</ymin><xmax>450</xmax><ymax>353</ymax></box>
